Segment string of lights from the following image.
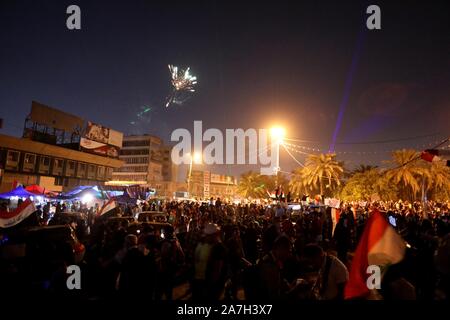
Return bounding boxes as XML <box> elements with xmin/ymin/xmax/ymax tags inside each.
<box><xmin>281</xmin><ymin>144</ymin><xmax>305</xmax><ymax>167</ymax></box>
<box><xmin>282</xmin><ymin>138</ymin><xmax>449</xmax><ymax>156</ymax></box>
<box><xmin>283</xmin><ymin>132</ymin><xmax>443</xmax><ymax>145</ymax></box>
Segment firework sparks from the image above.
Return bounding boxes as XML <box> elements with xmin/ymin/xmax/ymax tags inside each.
<box><xmin>166</xmin><ymin>64</ymin><xmax>197</xmax><ymax>107</ymax></box>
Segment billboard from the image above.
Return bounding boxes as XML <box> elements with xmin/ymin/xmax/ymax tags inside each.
<box><xmin>29</xmin><ymin>101</ymin><xmax>84</xmax><ymax>133</ymax></box>
<box><xmin>80</xmin><ymin>138</ymin><xmax>120</xmax><ymax>158</ymax></box>
<box><xmin>85</xmin><ymin>121</ymin><xmax>123</xmax><ymax>148</ymax></box>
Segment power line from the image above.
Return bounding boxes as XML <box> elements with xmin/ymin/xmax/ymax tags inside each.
<box><xmin>285</xmin><ymin>132</ymin><xmax>444</xmax><ymax>145</ymax></box>
<box><xmin>388</xmin><ymin>136</ymin><xmax>450</xmax><ymax>171</ymax></box>
<box><xmin>282</xmin><ymin>144</ymin><xmax>305</xmax><ymax>167</ymax></box>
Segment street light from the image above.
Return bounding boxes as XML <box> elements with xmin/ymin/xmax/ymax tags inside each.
<box><xmin>192</xmin><ymin>152</ymin><xmax>202</xmax><ymax>164</ymax></box>
<box><xmin>270</xmin><ymin>127</ymin><xmax>285</xmax><ymax>198</ymax></box>
<box><xmin>187</xmin><ymin>152</ymin><xmax>202</xmax><ymax>197</ymax></box>
<box><xmin>270</xmin><ymin>126</ymin><xmax>285</xmax><ymax>174</ymax></box>
<box><xmin>270</xmin><ymin>127</ymin><xmax>285</xmax><ymax>144</ymax></box>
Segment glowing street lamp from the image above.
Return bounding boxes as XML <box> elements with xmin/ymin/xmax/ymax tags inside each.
<box><xmin>192</xmin><ymin>152</ymin><xmax>202</xmax><ymax>164</ymax></box>
<box><xmin>270</xmin><ymin>127</ymin><xmax>285</xmax><ymax>144</ymax></box>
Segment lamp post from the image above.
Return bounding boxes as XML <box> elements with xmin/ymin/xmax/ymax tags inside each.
<box><xmin>187</xmin><ymin>152</ymin><xmax>201</xmax><ymax>197</ymax></box>
<box><xmin>270</xmin><ymin>127</ymin><xmax>285</xmax><ymax>192</ymax></box>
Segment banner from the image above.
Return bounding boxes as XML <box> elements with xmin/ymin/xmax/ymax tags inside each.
<box><xmin>85</xmin><ymin>121</ymin><xmax>123</xmax><ymax>147</ymax></box>
<box><xmin>80</xmin><ymin>138</ymin><xmax>119</xmax><ymax>158</ymax></box>
<box><xmin>85</xmin><ymin>121</ymin><xmax>109</xmax><ymax>144</ymax></box>
<box><xmin>0</xmin><ymin>199</ymin><xmax>36</xmax><ymax>228</ymax></box>
<box><xmin>108</xmin><ymin>129</ymin><xmax>123</xmax><ymax>148</ymax></box>
<box><xmin>325</xmin><ymin>198</ymin><xmax>341</xmax><ymax>209</ymax></box>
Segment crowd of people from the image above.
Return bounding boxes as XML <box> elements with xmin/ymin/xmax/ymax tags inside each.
<box><xmin>1</xmin><ymin>197</ymin><xmax>449</xmax><ymax>301</ymax></box>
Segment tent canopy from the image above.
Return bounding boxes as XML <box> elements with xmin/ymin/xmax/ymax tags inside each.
<box><xmin>58</xmin><ymin>186</ymin><xmax>103</xmax><ymax>200</ymax></box>
<box><xmin>0</xmin><ymin>186</ymin><xmax>38</xmax><ymax>199</ymax></box>
<box><xmin>25</xmin><ymin>185</ymin><xmax>46</xmax><ymax>195</ymax></box>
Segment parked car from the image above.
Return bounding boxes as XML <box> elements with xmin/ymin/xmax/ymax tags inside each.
<box><xmin>137</xmin><ymin>211</ymin><xmax>168</xmax><ymax>223</ymax></box>
<box><xmin>26</xmin><ymin>225</ymin><xmax>86</xmax><ymax>264</ymax></box>
<box><xmin>127</xmin><ymin>221</ymin><xmax>172</xmax><ymax>239</ymax></box>
<box><xmin>48</xmin><ymin>212</ymin><xmax>89</xmax><ymax>242</ymax></box>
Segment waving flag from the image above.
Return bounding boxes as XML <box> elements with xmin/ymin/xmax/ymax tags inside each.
<box><xmin>331</xmin><ymin>208</ymin><xmax>341</xmax><ymax>236</ymax></box>
<box><xmin>0</xmin><ymin>199</ymin><xmax>36</xmax><ymax>228</ymax></box>
<box><xmin>344</xmin><ymin>209</ymin><xmax>406</xmax><ymax>299</ymax></box>
<box><xmin>421</xmin><ymin>149</ymin><xmax>450</xmax><ymax>166</ymax></box>
<box><xmin>97</xmin><ymin>199</ymin><xmax>118</xmax><ymax>217</ymax></box>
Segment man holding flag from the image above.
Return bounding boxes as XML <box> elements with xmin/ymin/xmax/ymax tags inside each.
<box><xmin>344</xmin><ymin>207</ymin><xmax>406</xmax><ymax>299</ymax></box>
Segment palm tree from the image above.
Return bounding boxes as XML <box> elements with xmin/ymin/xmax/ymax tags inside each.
<box><xmin>384</xmin><ymin>149</ymin><xmax>428</xmax><ymax>200</ymax></box>
<box><xmin>237</xmin><ymin>171</ymin><xmax>267</xmax><ymax>199</ymax></box>
<box><xmin>352</xmin><ymin>164</ymin><xmax>378</xmax><ymax>175</ymax></box>
<box><xmin>301</xmin><ymin>153</ymin><xmax>344</xmax><ymax>195</ymax></box>
<box><xmin>424</xmin><ymin>161</ymin><xmax>450</xmax><ymax>198</ymax></box>
<box><xmin>289</xmin><ymin>167</ymin><xmax>307</xmax><ymax>197</ymax></box>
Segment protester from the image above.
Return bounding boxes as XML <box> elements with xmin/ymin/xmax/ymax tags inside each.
<box><xmin>257</xmin><ymin>235</ymin><xmax>292</xmax><ymax>300</ymax></box>
<box><xmin>302</xmin><ymin>243</ymin><xmax>349</xmax><ymax>300</ymax></box>
<box><xmin>157</xmin><ymin>225</ymin><xmax>184</xmax><ymax>300</ymax></box>
<box><xmin>1</xmin><ymin>195</ymin><xmax>449</xmax><ymax>301</ymax></box>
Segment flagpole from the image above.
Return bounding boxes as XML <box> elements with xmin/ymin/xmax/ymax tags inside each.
<box><xmin>421</xmin><ymin>173</ymin><xmax>427</xmax><ymax>219</ymax></box>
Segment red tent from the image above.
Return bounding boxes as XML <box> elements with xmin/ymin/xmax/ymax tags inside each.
<box><xmin>25</xmin><ymin>185</ymin><xmax>46</xmax><ymax>195</ymax></box>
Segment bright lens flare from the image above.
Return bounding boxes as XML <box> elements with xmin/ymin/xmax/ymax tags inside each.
<box><xmin>192</xmin><ymin>152</ymin><xmax>202</xmax><ymax>164</ymax></box>
<box><xmin>270</xmin><ymin>127</ymin><xmax>285</xmax><ymax>143</ymax></box>
<box><xmin>81</xmin><ymin>193</ymin><xmax>94</xmax><ymax>204</ymax></box>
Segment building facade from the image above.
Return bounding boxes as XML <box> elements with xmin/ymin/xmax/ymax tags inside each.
<box><xmin>0</xmin><ymin>101</ymin><xmax>124</xmax><ymax>193</ymax></box>
<box><xmin>110</xmin><ymin>136</ymin><xmax>183</xmax><ymax>197</ymax></box>
<box><xmin>189</xmin><ymin>170</ymin><xmax>237</xmax><ymax>200</ymax></box>
<box><xmin>111</xmin><ymin>135</ymin><xmax>163</xmax><ymax>184</ymax></box>
<box><xmin>0</xmin><ymin>134</ymin><xmax>123</xmax><ymax>192</ymax></box>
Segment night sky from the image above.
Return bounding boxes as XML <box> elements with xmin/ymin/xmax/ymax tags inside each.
<box><xmin>1</xmin><ymin>0</ymin><xmax>449</xmax><ymax>178</ymax></box>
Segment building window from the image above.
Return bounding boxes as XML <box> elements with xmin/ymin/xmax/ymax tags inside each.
<box><xmin>38</xmin><ymin>156</ymin><xmax>50</xmax><ymax>174</ymax></box>
<box><xmin>6</xmin><ymin>150</ymin><xmax>20</xmax><ymax>170</ymax></box>
<box><xmin>65</xmin><ymin>160</ymin><xmax>76</xmax><ymax>177</ymax></box>
<box><xmin>120</xmin><ymin>149</ymin><xmax>150</xmax><ymax>156</ymax></box>
<box><xmin>52</xmin><ymin>158</ymin><xmax>64</xmax><ymax>175</ymax></box>
<box><xmin>55</xmin><ymin>177</ymin><xmax>69</xmax><ymax>187</ymax></box>
<box><xmin>122</xmin><ymin>140</ymin><xmax>150</xmax><ymax>147</ymax></box>
<box><xmin>87</xmin><ymin>164</ymin><xmax>96</xmax><ymax>179</ymax></box>
<box><xmin>105</xmin><ymin>167</ymin><xmax>114</xmax><ymax>179</ymax></box>
<box><xmin>114</xmin><ymin>166</ymin><xmax>148</xmax><ymax>173</ymax></box>
<box><xmin>97</xmin><ymin>166</ymin><xmax>105</xmax><ymax>179</ymax></box>
<box><xmin>23</xmin><ymin>153</ymin><xmax>36</xmax><ymax>172</ymax></box>
<box><xmin>77</xmin><ymin>162</ymin><xmax>86</xmax><ymax>178</ymax></box>
<box><xmin>122</xmin><ymin>156</ymin><xmax>149</xmax><ymax>164</ymax></box>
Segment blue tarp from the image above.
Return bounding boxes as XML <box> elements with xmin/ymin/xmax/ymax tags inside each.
<box><xmin>58</xmin><ymin>186</ymin><xmax>102</xmax><ymax>200</ymax></box>
<box><xmin>0</xmin><ymin>186</ymin><xmax>39</xmax><ymax>199</ymax></box>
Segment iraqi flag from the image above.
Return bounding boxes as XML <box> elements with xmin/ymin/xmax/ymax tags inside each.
<box><xmin>97</xmin><ymin>199</ymin><xmax>118</xmax><ymax>217</ymax></box>
<box><xmin>0</xmin><ymin>199</ymin><xmax>36</xmax><ymax>228</ymax></box>
<box><xmin>421</xmin><ymin>149</ymin><xmax>450</xmax><ymax>166</ymax></box>
<box><xmin>344</xmin><ymin>209</ymin><xmax>406</xmax><ymax>299</ymax></box>
<box><xmin>331</xmin><ymin>208</ymin><xmax>341</xmax><ymax>236</ymax></box>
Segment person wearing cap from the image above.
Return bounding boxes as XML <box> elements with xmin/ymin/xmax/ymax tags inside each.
<box><xmin>193</xmin><ymin>223</ymin><xmax>227</xmax><ymax>301</ymax></box>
